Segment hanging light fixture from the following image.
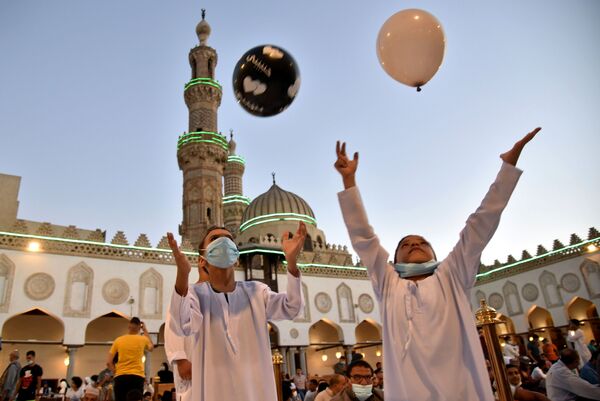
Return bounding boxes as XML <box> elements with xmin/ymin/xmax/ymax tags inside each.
<box><xmin>335</xmin><ymin>351</ymin><xmax>342</xmax><ymax>359</ymax></box>
<box><xmin>64</xmin><ymin>356</ymin><xmax>70</xmax><ymax>366</ymax></box>
<box><xmin>321</xmin><ymin>353</ymin><xmax>328</xmax><ymax>362</ymax></box>
<box><xmin>376</xmin><ymin>348</ymin><xmax>382</xmax><ymax>357</ymax></box>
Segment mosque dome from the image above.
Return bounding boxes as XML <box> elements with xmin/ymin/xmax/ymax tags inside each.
<box><xmin>239</xmin><ymin>182</ymin><xmax>316</xmax><ymax>233</ymax></box>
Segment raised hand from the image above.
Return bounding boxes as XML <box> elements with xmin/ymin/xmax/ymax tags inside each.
<box><xmin>335</xmin><ymin>141</ymin><xmax>359</xmax><ymax>189</ymax></box>
<box><xmin>167</xmin><ymin>232</ymin><xmax>192</xmax><ymax>276</ymax></box>
<box><xmin>282</xmin><ymin>222</ymin><xmax>307</xmax><ymax>276</ymax></box>
<box><xmin>168</xmin><ymin>232</ymin><xmax>193</xmax><ymax>295</ymax></box>
<box><xmin>500</xmin><ymin>127</ymin><xmax>541</xmax><ymax>166</ymax></box>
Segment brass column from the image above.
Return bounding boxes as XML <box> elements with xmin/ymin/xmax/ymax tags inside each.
<box><xmin>273</xmin><ymin>349</ymin><xmax>284</xmax><ymax>401</ymax></box>
<box><xmin>475</xmin><ymin>299</ymin><xmax>513</xmax><ymax>401</ymax></box>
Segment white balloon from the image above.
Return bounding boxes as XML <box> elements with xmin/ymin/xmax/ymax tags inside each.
<box><xmin>376</xmin><ymin>9</ymin><xmax>446</xmax><ymax>90</ymax></box>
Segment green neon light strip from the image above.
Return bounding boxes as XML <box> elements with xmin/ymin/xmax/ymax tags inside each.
<box><xmin>239</xmin><ymin>249</ymin><xmax>366</xmax><ymax>271</ymax></box>
<box><xmin>0</xmin><ymin>231</ymin><xmax>199</xmax><ymax>257</ymax></box>
<box><xmin>184</xmin><ymin>77</ymin><xmax>222</xmax><ymax>91</ymax></box>
<box><xmin>239</xmin><ymin>213</ymin><xmax>317</xmax><ymax>232</ymax></box>
<box><xmin>227</xmin><ymin>155</ymin><xmax>246</xmax><ymax>165</ymax></box>
<box><xmin>476</xmin><ymin>237</ymin><xmax>600</xmax><ymax>279</ymax></box>
<box><xmin>240</xmin><ymin>217</ymin><xmax>316</xmax><ymax>232</ymax></box>
<box><xmin>177</xmin><ymin>131</ymin><xmax>229</xmax><ymax>151</ymax></box>
<box><xmin>223</xmin><ymin>195</ymin><xmax>251</xmax><ymax>205</ymax></box>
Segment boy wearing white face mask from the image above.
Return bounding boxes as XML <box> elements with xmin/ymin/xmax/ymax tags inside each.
<box><xmin>334</xmin><ymin>128</ymin><xmax>540</xmax><ymax>401</ymax></box>
<box><xmin>331</xmin><ymin>360</ymin><xmax>383</xmax><ymax>401</ymax></box>
<box><xmin>167</xmin><ymin>223</ymin><xmax>305</xmax><ymax>401</ymax></box>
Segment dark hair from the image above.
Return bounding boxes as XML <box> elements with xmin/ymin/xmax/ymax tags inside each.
<box><xmin>91</xmin><ymin>375</ymin><xmax>98</xmax><ymax>382</ymax></box>
<box><xmin>374</xmin><ymin>368</ymin><xmax>382</xmax><ymax>375</ymax></box>
<box><xmin>591</xmin><ymin>350</ymin><xmax>600</xmax><ymax>362</ymax></box>
<box><xmin>198</xmin><ymin>226</ymin><xmax>230</xmax><ymax>253</ymax></box>
<box><xmin>130</xmin><ymin>317</ymin><xmax>141</xmax><ymax>325</ymax></box>
<box><xmin>531</xmin><ymin>334</ymin><xmax>539</xmax><ymax>340</ymax></box>
<box><xmin>71</xmin><ymin>377</ymin><xmax>83</xmax><ymax>388</ymax></box>
<box><xmin>162</xmin><ymin>362</ymin><xmax>170</xmax><ymax>371</ymax></box>
<box><xmin>159</xmin><ymin>391</ymin><xmax>171</xmax><ymax>401</ymax></box>
<box><xmin>393</xmin><ymin>235</ymin><xmax>437</xmax><ymax>263</ymax></box>
<box><xmin>309</xmin><ymin>379</ymin><xmax>319</xmax><ymax>386</ymax></box>
<box><xmin>570</xmin><ymin>319</ymin><xmax>581</xmax><ymax>326</ymax></box>
<box><xmin>560</xmin><ymin>349</ymin><xmax>580</xmax><ymax>365</ymax></box>
<box><xmin>26</xmin><ymin>350</ymin><xmax>35</xmax><ymax>357</ymax></box>
<box><xmin>281</xmin><ymin>381</ymin><xmax>293</xmax><ymax>401</ymax></box>
<box><xmin>317</xmin><ymin>382</ymin><xmax>329</xmax><ymax>393</ymax></box>
<box><xmin>506</xmin><ymin>364</ymin><xmax>519</xmax><ymax>371</ymax></box>
<box><xmin>347</xmin><ymin>359</ymin><xmax>374</xmax><ymax>377</ymax></box>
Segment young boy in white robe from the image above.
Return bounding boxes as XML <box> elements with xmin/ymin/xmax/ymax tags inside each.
<box><xmin>334</xmin><ymin>128</ymin><xmax>540</xmax><ymax>401</ymax></box>
<box><xmin>167</xmin><ymin>223</ymin><xmax>306</xmax><ymax>401</ymax></box>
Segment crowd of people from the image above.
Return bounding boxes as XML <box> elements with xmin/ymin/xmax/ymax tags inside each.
<box><xmin>492</xmin><ymin>321</ymin><xmax>600</xmax><ymax>400</ymax></box>
<box><xmin>4</xmin><ymin>131</ymin><xmax>600</xmax><ymax>401</ymax></box>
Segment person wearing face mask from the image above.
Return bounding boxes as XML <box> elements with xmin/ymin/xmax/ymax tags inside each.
<box><xmin>167</xmin><ymin>222</ymin><xmax>305</xmax><ymax>401</ymax></box>
<box><xmin>15</xmin><ymin>351</ymin><xmax>42</xmax><ymax>401</ymax></box>
<box><xmin>330</xmin><ymin>360</ymin><xmax>383</xmax><ymax>401</ymax></box>
<box><xmin>334</xmin><ymin>128</ymin><xmax>540</xmax><ymax>401</ymax></box>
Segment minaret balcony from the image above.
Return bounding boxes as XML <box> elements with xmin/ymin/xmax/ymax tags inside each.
<box><xmin>177</xmin><ymin>131</ymin><xmax>228</xmax><ymax>151</ymax></box>
<box><xmin>184</xmin><ymin>77</ymin><xmax>222</xmax><ymax>91</ymax></box>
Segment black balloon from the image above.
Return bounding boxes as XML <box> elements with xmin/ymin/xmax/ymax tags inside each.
<box><xmin>232</xmin><ymin>45</ymin><xmax>300</xmax><ymax>117</ymax></box>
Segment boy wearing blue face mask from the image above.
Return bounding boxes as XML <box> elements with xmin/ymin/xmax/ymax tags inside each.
<box><xmin>334</xmin><ymin>128</ymin><xmax>540</xmax><ymax>401</ymax></box>
<box><xmin>166</xmin><ymin>223</ymin><xmax>306</xmax><ymax>401</ymax></box>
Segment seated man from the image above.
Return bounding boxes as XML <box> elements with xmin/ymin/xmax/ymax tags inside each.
<box><xmin>331</xmin><ymin>360</ymin><xmax>383</xmax><ymax>401</ymax></box>
<box><xmin>507</xmin><ymin>364</ymin><xmax>549</xmax><ymax>401</ymax></box>
<box><xmin>546</xmin><ymin>349</ymin><xmax>600</xmax><ymax>400</ymax></box>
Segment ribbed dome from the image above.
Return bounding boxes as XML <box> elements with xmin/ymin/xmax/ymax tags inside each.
<box><xmin>240</xmin><ymin>184</ymin><xmax>316</xmax><ymax>227</ymax></box>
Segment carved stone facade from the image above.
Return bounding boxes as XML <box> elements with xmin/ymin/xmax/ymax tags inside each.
<box><xmin>102</xmin><ymin>278</ymin><xmax>130</xmax><ymax>305</ymax></box>
<box><xmin>0</xmin><ymin>254</ymin><xmax>15</xmax><ymax>313</ymax></box>
<box><xmin>139</xmin><ymin>268</ymin><xmax>163</xmax><ymax>320</ymax></box>
<box><xmin>63</xmin><ymin>262</ymin><xmax>93</xmax><ymax>317</ymax></box>
<box><xmin>24</xmin><ymin>273</ymin><xmax>55</xmax><ymax>301</ymax></box>
<box><xmin>336</xmin><ymin>283</ymin><xmax>355</xmax><ymax>323</ymax></box>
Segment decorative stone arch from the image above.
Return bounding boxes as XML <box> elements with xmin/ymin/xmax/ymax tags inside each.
<box><xmin>268</xmin><ymin>321</ymin><xmax>280</xmax><ymax>348</ymax></box>
<box><xmin>474</xmin><ymin>290</ymin><xmax>486</xmax><ymax>309</ymax></box>
<box><xmin>566</xmin><ymin>296</ymin><xmax>600</xmax><ymax>320</ymax></box>
<box><xmin>539</xmin><ymin>270</ymin><xmax>563</xmax><ymax>308</ymax></box>
<box><xmin>158</xmin><ymin>322</ymin><xmax>166</xmax><ymax>346</ymax></box>
<box><xmin>336</xmin><ymin>283</ymin><xmax>355</xmax><ymax>323</ymax></box>
<box><xmin>496</xmin><ymin>313</ymin><xmax>516</xmax><ymax>336</ymax></box>
<box><xmin>139</xmin><ymin>268</ymin><xmax>163</xmax><ymax>319</ymax></box>
<box><xmin>566</xmin><ymin>296</ymin><xmax>600</xmax><ymax>342</ymax></box>
<box><xmin>355</xmin><ymin>319</ymin><xmax>382</xmax><ymax>343</ymax></box>
<box><xmin>527</xmin><ymin>305</ymin><xmax>555</xmax><ymax>330</ymax></box>
<box><xmin>303</xmin><ymin>234</ymin><xmax>313</xmax><ymax>252</ymax></box>
<box><xmin>294</xmin><ymin>282</ymin><xmax>311</xmax><ymax>323</ymax></box>
<box><xmin>503</xmin><ymin>281</ymin><xmax>523</xmax><ymax>316</ymax></box>
<box><xmin>85</xmin><ymin>311</ymin><xmax>130</xmax><ymax>343</ymax></box>
<box><xmin>0</xmin><ymin>254</ymin><xmax>16</xmax><ymax>313</ymax></box>
<box><xmin>309</xmin><ymin>319</ymin><xmax>344</xmax><ymax>344</ymax></box>
<box><xmin>2</xmin><ymin>307</ymin><xmax>64</xmax><ymax>342</ymax></box>
<box><xmin>580</xmin><ymin>258</ymin><xmax>600</xmax><ymax>299</ymax></box>
<box><xmin>63</xmin><ymin>262</ymin><xmax>94</xmax><ymax>317</ymax></box>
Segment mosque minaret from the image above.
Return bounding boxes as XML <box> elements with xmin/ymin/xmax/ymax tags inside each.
<box><xmin>177</xmin><ymin>10</ymin><xmax>228</xmax><ymax>249</ymax></box>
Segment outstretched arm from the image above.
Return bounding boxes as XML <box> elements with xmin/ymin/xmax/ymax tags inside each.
<box><xmin>168</xmin><ymin>232</ymin><xmax>192</xmax><ymax>296</ymax></box>
<box><xmin>264</xmin><ymin>223</ymin><xmax>306</xmax><ymax>320</ymax></box>
<box><xmin>444</xmin><ymin>128</ymin><xmax>540</xmax><ymax>289</ymax></box>
<box><xmin>167</xmin><ymin>232</ymin><xmax>202</xmax><ymax>336</ymax></box>
<box><xmin>336</xmin><ymin>141</ymin><xmax>395</xmax><ymax>300</ymax></box>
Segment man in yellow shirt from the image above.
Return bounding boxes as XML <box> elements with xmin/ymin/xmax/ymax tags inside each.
<box><xmin>107</xmin><ymin>317</ymin><xmax>154</xmax><ymax>401</ymax></box>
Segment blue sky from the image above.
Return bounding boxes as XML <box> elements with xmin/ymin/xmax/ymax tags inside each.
<box><xmin>0</xmin><ymin>1</ymin><xmax>598</xmax><ymax>265</ymax></box>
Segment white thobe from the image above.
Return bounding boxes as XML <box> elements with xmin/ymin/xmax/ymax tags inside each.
<box><xmin>164</xmin><ymin>310</ymin><xmax>193</xmax><ymax>401</ymax></box>
<box><xmin>170</xmin><ymin>272</ymin><xmax>303</xmax><ymax>401</ymax></box>
<box><xmin>567</xmin><ymin>329</ymin><xmax>591</xmax><ymax>368</ymax></box>
<box><xmin>338</xmin><ymin>162</ymin><xmax>522</xmax><ymax>401</ymax></box>
<box><xmin>546</xmin><ymin>360</ymin><xmax>600</xmax><ymax>401</ymax></box>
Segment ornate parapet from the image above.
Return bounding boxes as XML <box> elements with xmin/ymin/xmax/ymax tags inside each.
<box><xmin>476</xmin><ymin>228</ymin><xmax>600</xmax><ymax>284</ymax></box>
